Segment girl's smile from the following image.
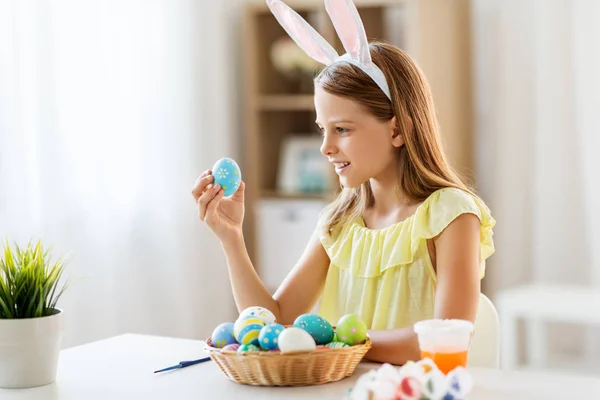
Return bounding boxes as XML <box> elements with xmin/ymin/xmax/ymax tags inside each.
<box><xmin>330</xmin><ymin>160</ymin><xmax>351</xmax><ymax>174</ymax></box>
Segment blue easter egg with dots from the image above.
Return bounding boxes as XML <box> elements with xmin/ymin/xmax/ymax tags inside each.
<box><xmin>211</xmin><ymin>322</ymin><xmax>237</xmax><ymax>348</ymax></box>
<box><xmin>233</xmin><ymin>316</ymin><xmax>265</xmax><ymax>346</ymax></box>
<box><xmin>258</xmin><ymin>323</ymin><xmax>284</xmax><ymax>350</ymax></box>
<box><xmin>293</xmin><ymin>313</ymin><xmax>335</xmax><ymax>345</ymax></box>
<box><xmin>212</xmin><ymin>157</ymin><xmax>242</xmax><ymax>197</ymax></box>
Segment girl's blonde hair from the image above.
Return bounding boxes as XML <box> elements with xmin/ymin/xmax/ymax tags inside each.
<box><xmin>316</xmin><ymin>42</ymin><xmax>476</xmax><ymax>236</ymax></box>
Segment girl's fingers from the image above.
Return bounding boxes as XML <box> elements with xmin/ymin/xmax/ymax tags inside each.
<box><xmin>191</xmin><ymin>173</ymin><xmax>214</xmax><ymax>202</ymax></box>
<box><xmin>198</xmin><ymin>183</ymin><xmax>221</xmax><ymax>220</ymax></box>
<box><xmin>231</xmin><ymin>180</ymin><xmax>245</xmax><ymax>202</ymax></box>
<box><xmin>205</xmin><ymin>186</ymin><xmax>225</xmax><ymax>222</ymax></box>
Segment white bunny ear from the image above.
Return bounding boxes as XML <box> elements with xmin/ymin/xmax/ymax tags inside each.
<box><xmin>266</xmin><ymin>0</ymin><xmax>339</xmax><ymax>65</ymax></box>
<box><xmin>324</xmin><ymin>0</ymin><xmax>372</xmax><ymax>66</ymax></box>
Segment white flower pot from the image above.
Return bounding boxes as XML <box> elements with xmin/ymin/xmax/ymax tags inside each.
<box><xmin>0</xmin><ymin>309</ymin><xmax>64</xmax><ymax>388</ymax></box>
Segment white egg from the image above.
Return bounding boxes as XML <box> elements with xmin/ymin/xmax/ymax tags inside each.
<box><xmin>238</xmin><ymin>306</ymin><xmax>277</xmax><ymax>325</ymax></box>
<box><xmin>278</xmin><ymin>327</ymin><xmax>317</xmax><ymax>353</ymax></box>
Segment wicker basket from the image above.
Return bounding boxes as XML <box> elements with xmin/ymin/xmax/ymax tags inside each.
<box><xmin>204</xmin><ymin>335</ymin><xmax>372</xmax><ymax>386</ymax></box>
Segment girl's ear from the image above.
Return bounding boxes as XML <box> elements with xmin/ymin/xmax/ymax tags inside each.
<box><xmin>390</xmin><ymin>116</ymin><xmax>405</xmax><ymax>148</ymax></box>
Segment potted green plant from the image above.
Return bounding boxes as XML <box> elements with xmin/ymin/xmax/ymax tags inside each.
<box><xmin>0</xmin><ymin>240</ymin><xmax>68</xmax><ymax>388</ymax></box>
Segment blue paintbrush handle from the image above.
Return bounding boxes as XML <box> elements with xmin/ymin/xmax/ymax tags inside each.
<box><xmin>154</xmin><ymin>356</ymin><xmax>211</xmax><ymax>373</ymax></box>
<box><xmin>179</xmin><ymin>357</ymin><xmax>211</xmax><ymax>368</ymax></box>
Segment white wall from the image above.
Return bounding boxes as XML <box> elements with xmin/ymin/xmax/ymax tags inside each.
<box><xmin>472</xmin><ymin>0</ymin><xmax>600</xmax><ymax>371</ymax></box>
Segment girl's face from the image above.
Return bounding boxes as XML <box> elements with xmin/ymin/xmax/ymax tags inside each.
<box><xmin>315</xmin><ymin>87</ymin><xmax>403</xmax><ymax>188</ymax></box>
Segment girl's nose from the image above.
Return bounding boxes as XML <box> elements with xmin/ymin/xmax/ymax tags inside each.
<box><xmin>320</xmin><ymin>133</ymin><xmax>336</xmax><ymax>156</ymax></box>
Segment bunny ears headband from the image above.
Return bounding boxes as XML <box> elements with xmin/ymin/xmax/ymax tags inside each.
<box><xmin>266</xmin><ymin>0</ymin><xmax>392</xmax><ymax>101</ymax></box>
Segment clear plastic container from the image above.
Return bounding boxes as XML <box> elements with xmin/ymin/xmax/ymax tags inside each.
<box><xmin>413</xmin><ymin>319</ymin><xmax>474</xmax><ymax>374</ymax></box>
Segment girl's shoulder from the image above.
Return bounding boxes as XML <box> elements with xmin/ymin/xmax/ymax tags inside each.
<box><xmin>419</xmin><ymin>187</ymin><xmax>493</xmax><ymax>223</ymax></box>
<box><xmin>413</xmin><ymin>187</ymin><xmax>495</xmax><ymax>243</ymax></box>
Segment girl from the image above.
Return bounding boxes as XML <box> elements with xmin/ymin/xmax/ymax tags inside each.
<box><xmin>191</xmin><ymin>6</ymin><xmax>494</xmax><ymax>366</ymax></box>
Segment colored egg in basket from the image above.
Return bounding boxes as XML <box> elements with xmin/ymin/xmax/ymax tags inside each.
<box><xmin>211</xmin><ymin>322</ymin><xmax>237</xmax><ymax>348</ymax></box>
<box><xmin>335</xmin><ymin>314</ymin><xmax>368</xmax><ymax>346</ymax></box>
<box><xmin>233</xmin><ymin>316</ymin><xmax>265</xmax><ymax>346</ymax></box>
<box><xmin>238</xmin><ymin>306</ymin><xmax>277</xmax><ymax>325</ymax></box>
<box><xmin>293</xmin><ymin>313</ymin><xmax>335</xmax><ymax>345</ymax></box>
<box><xmin>278</xmin><ymin>327</ymin><xmax>317</xmax><ymax>353</ymax></box>
<box><xmin>237</xmin><ymin>343</ymin><xmax>261</xmax><ymax>353</ymax></box>
<box><xmin>258</xmin><ymin>323</ymin><xmax>284</xmax><ymax>350</ymax></box>
<box><xmin>326</xmin><ymin>341</ymin><xmax>350</xmax><ymax>349</ymax></box>
<box><xmin>221</xmin><ymin>343</ymin><xmax>240</xmax><ymax>352</ymax></box>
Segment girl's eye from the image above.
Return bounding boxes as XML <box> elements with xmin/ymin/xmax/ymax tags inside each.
<box><xmin>316</xmin><ymin>126</ymin><xmax>350</xmax><ymax>135</ymax></box>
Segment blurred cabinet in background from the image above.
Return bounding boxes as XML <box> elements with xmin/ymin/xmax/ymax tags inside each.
<box><xmin>256</xmin><ymin>199</ymin><xmax>326</xmax><ymax>293</ymax></box>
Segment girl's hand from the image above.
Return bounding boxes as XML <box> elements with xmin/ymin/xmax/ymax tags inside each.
<box><xmin>192</xmin><ymin>170</ymin><xmax>245</xmax><ymax>243</ymax></box>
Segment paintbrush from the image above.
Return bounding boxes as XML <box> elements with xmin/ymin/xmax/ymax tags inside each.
<box><xmin>153</xmin><ymin>356</ymin><xmax>212</xmax><ymax>373</ymax></box>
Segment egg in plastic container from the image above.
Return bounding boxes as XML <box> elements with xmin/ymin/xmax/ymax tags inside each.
<box><xmin>444</xmin><ymin>367</ymin><xmax>473</xmax><ymax>399</ymax></box>
<box><xmin>212</xmin><ymin>157</ymin><xmax>242</xmax><ymax>197</ymax></box>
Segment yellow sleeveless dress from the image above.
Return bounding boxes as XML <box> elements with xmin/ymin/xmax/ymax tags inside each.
<box><xmin>316</xmin><ymin>188</ymin><xmax>496</xmax><ymax>330</ymax></box>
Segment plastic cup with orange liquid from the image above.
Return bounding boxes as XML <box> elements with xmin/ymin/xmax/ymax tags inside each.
<box><xmin>413</xmin><ymin>319</ymin><xmax>474</xmax><ymax>375</ymax></box>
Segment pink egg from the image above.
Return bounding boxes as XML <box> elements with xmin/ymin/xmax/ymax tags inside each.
<box><xmin>221</xmin><ymin>343</ymin><xmax>240</xmax><ymax>352</ymax></box>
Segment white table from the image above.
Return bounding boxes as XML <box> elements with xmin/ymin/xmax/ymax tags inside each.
<box><xmin>2</xmin><ymin>334</ymin><xmax>600</xmax><ymax>399</ymax></box>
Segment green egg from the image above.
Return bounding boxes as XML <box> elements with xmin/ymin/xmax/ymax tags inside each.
<box><xmin>335</xmin><ymin>314</ymin><xmax>367</xmax><ymax>346</ymax></box>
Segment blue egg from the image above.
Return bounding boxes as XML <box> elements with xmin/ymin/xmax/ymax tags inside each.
<box><xmin>293</xmin><ymin>313</ymin><xmax>335</xmax><ymax>345</ymax></box>
<box><xmin>212</xmin><ymin>157</ymin><xmax>242</xmax><ymax>197</ymax></box>
<box><xmin>258</xmin><ymin>323</ymin><xmax>284</xmax><ymax>350</ymax></box>
<box><xmin>211</xmin><ymin>322</ymin><xmax>237</xmax><ymax>348</ymax></box>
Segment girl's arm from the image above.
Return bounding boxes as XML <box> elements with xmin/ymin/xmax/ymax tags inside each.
<box><xmin>194</xmin><ymin>173</ymin><xmax>330</xmax><ymax>324</ymax></box>
<box><xmin>364</xmin><ymin>213</ymin><xmax>482</xmax><ymax>365</ymax></box>
<box><xmin>222</xmin><ymin>230</ymin><xmax>330</xmax><ymax>325</ymax></box>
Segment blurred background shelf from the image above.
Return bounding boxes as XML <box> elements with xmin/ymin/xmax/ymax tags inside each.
<box><xmin>260</xmin><ymin>190</ymin><xmax>332</xmax><ymax>201</ymax></box>
<box><xmin>257</xmin><ymin>95</ymin><xmax>316</xmax><ymax>111</ymax></box>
